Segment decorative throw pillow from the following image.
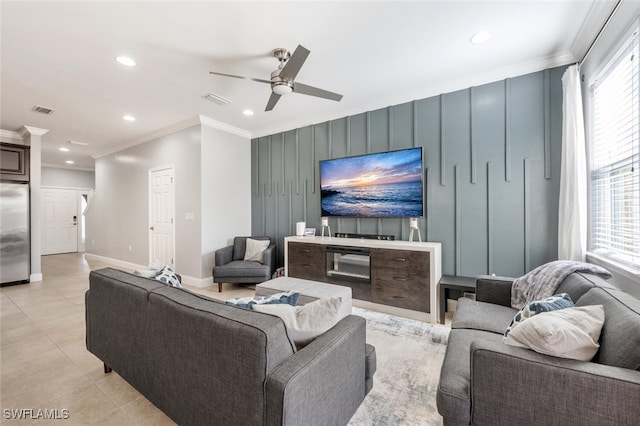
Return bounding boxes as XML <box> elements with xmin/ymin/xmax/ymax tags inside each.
<box><xmin>244</xmin><ymin>238</ymin><xmax>270</xmax><ymax>263</ymax></box>
<box><xmin>225</xmin><ymin>290</ymin><xmax>300</xmax><ymax>310</ymax></box>
<box><xmin>503</xmin><ymin>305</ymin><xmax>605</xmax><ymax>361</ymax></box>
<box><xmin>252</xmin><ymin>297</ymin><xmax>343</xmax><ymax>349</ymax></box>
<box><xmin>155</xmin><ymin>266</ymin><xmax>181</xmax><ymax>288</ymax></box>
<box><xmin>505</xmin><ymin>293</ymin><xmax>574</xmax><ymax>337</ymax></box>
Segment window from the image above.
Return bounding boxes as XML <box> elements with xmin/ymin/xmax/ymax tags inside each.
<box><xmin>590</xmin><ymin>27</ymin><xmax>640</xmax><ymax>269</ymax></box>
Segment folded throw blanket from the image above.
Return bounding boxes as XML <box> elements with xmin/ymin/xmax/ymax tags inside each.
<box><xmin>511</xmin><ymin>260</ymin><xmax>611</xmax><ymax>309</ymax></box>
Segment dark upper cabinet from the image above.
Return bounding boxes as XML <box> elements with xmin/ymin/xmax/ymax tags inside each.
<box><xmin>1</xmin><ymin>143</ymin><xmax>30</xmax><ymax>182</ymax></box>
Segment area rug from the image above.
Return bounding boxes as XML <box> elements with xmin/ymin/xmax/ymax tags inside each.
<box><xmin>348</xmin><ymin>307</ymin><xmax>450</xmax><ymax>426</ymax></box>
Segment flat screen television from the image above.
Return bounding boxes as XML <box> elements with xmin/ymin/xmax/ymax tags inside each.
<box><xmin>319</xmin><ymin>147</ymin><xmax>424</xmax><ymax>218</ymax></box>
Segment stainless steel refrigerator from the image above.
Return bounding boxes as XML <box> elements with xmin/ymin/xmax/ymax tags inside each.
<box><xmin>1</xmin><ymin>182</ymin><xmax>30</xmax><ymax>285</ymax></box>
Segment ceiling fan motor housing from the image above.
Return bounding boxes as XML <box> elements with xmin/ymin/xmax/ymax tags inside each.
<box><xmin>270</xmin><ymin>68</ymin><xmax>294</xmax><ymax>95</ymax></box>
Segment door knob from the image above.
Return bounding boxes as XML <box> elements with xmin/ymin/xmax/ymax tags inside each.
<box><xmin>149</xmin><ymin>226</ymin><xmax>154</xmax><ymax>231</ymax></box>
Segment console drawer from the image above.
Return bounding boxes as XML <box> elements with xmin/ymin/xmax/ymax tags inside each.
<box><xmin>287</xmin><ymin>242</ymin><xmax>325</xmax><ymax>281</ymax></box>
<box><xmin>371</xmin><ymin>249</ymin><xmax>429</xmax><ymax>272</ymax></box>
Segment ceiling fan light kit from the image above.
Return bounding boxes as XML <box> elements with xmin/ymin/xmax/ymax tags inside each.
<box><xmin>209</xmin><ymin>44</ymin><xmax>343</xmax><ymax>112</ymax></box>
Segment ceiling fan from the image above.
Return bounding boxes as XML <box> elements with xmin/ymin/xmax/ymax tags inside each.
<box><xmin>209</xmin><ymin>45</ymin><xmax>343</xmax><ymax>112</ymax></box>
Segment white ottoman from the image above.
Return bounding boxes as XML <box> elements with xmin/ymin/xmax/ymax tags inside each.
<box><xmin>255</xmin><ymin>277</ymin><xmax>352</xmax><ymax>320</ymax></box>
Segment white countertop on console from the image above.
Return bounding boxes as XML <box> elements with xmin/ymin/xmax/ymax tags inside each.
<box><xmin>285</xmin><ymin>236</ymin><xmax>441</xmax><ymax>252</ymax></box>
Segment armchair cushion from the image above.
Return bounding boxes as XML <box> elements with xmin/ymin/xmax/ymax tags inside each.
<box><xmin>244</xmin><ymin>238</ymin><xmax>271</xmax><ymax>263</ymax></box>
<box><xmin>232</xmin><ymin>236</ymin><xmax>271</xmax><ymax>261</ymax></box>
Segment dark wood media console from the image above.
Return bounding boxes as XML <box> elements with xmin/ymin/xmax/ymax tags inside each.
<box><xmin>285</xmin><ymin>237</ymin><xmax>442</xmax><ymax>320</ymax></box>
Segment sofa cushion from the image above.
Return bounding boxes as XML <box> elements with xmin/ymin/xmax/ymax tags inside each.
<box><xmin>556</xmin><ymin>272</ymin><xmax>616</xmax><ymax>303</ymax></box>
<box><xmin>503</xmin><ymin>305</ymin><xmax>604</xmax><ymax>361</ymax></box>
<box><xmin>213</xmin><ymin>260</ymin><xmax>270</xmax><ymax>278</ymax></box>
<box><xmin>451</xmin><ymin>297</ymin><xmax>516</xmax><ymax>335</ymax></box>
<box><xmin>576</xmin><ymin>287</ymin><xmax>640</xmax><ymax>370</ymax></box>
<box><xmin>436</xmin><ymin>329</ymin><xmax>504</xmax><ymax>424</ymax></box>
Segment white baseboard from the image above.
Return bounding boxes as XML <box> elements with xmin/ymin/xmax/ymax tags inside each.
<box><xmin>84</xmin><ymin>253</ymin><xmax>147</xmax><ymax>273</ymax></box>
<box><xmin>181</xmin><ymin>275</ymin><xmax>214</xmax><ymax>289</ymax></box>
<box><xmin>30</xmin><ymin>273</ymin><xmax>43</xmax><ymax>282</ymax></box>
<box><xmin>83</xmin><ymin>253</ymin><xmax>214</xmax><ymax>288</ymax></box>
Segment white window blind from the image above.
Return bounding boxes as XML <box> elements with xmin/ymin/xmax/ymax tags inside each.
<box><xmin>590</xmin><ymin>28</ymin><xmax>640</xmax><ymax>269</ymax></box>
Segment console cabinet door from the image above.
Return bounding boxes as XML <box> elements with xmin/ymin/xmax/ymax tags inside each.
<box><xmin>370</xmin><ymin>248</ymin><xmax>430</xmax><ymax>312</ymax></box>
<box><xmin>287</xmin><ymin>242</ymin><xmax>326</xmax><ymax>282</ymax></box>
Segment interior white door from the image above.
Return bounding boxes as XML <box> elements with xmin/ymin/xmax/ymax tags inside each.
<box><xmin>42</xmin><ymin>188</ymin><xmax>78</xmax><ymax>255</ymax></box>
<box><xmin>149</xmin><ymin>167</ymin><xmax>174</xmax><ymax>268</ymax></box>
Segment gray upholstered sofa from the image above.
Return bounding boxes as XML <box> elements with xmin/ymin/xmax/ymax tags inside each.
<box><xmin>85</xmin><ymin>268</ymin><xmax>376</xmax><ymax>426</ymax></box>
<box><xmin>437</xmin><ymin>271</ymin><xmax>640</xmax><ymax>425</ymax></box>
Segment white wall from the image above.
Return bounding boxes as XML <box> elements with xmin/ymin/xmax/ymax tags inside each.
<box><xmin>200</xmin><ymin>124</ymin><xmax>252</xmax><ymax>278</ymax></box>
<box><xmin>86</xmin><ymin>119</ymin><xmax>251</xmax><ymax>285</ymax></box>
<box><xmin>42</xmin><ymin>167</ymin><xmax>95</xmax><ymax>189</ymax></box>
<box><xmin>87</xmin><ymin>125</ymin><xmax>202</xmax><ymax>277</ymax></box>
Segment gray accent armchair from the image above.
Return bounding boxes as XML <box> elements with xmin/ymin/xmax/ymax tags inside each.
<box><xmin>213</xmin><ymin>236</ymin><xmax>277</xmax><ymax>292</ymax></box>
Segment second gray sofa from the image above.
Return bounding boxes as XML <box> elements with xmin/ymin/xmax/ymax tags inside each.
<box><xmin>86</xmin><ymin>268</ymin><xmax>376</xmax><ymax>426</ymax></box>
<box><xmin>437</xmin><ymin>271</ymin><xmax>640</xmax><ymax>425</ymax></box>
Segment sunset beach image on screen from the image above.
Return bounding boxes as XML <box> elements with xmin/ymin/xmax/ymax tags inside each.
<box><xmin>319</xmin><ymin>147</ymin><xmax>424</xmax><ymax>218</ymax></box>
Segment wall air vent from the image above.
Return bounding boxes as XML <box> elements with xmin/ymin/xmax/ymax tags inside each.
<box><xmin>203</xmin><ymin>92</ymin><xmax>231</xmax><ymax>105</ymax></box>
<box><xmin>31</xmin><ymin>105</ymin><xmax>55</xmax><ymax>115</ymax></box>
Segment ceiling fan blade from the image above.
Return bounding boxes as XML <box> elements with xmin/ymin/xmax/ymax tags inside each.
<box><xmin>279</xmin><ymin>45</ymin><xmax>310</xmax><ymax>81</ymax></box>
<box><xmin>210</xmin><ymin>71</ymin><xmax>271</xmax><ymax>85</ymax></box>
<box><xmin>209</xmin><ymin>71</ymin><xmax>247</xmax><ymax>80</ymax></box>
<box><xmin>249</xmin><ymin>78</ymin><xmax>272</xmax><ymax>84</ymax></box>
<box><xmin>265</xmin><ymin>92</ymin><xmax>281</xmax><ymax>111</ymax></box>
<box><xmin>293</xmin><ymin>82</ymin><xmax>343</xmax><ymax>102</ymax></box>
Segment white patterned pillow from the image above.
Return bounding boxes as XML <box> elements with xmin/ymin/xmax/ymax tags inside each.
<box><xmin>225</xmin><ymin>290</ymin><xmax>299</xmax><ymax>310</ymax></box>
<box><xmin>155</xmin><ymin>266</ymin><xmax>181</xmax><ymax>288</ymax></box>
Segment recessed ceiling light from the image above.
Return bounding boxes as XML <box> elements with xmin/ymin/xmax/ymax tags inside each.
<box><xmin>243</xmin><ymin>109</ymin><xmax>254</xmax><ymax>116</ymax></box>
<box><xmin>115</xmin><ymin>56</ymin><xmax>136</xmax><ymax>67</ymax></box>
<box><xmin>470</xmin><ymin>30</ymin><xmax>492</xmax><ymax>44</ymax></box>
<box><xmin>123</xmin><ymin>115</ymin><xmax>136</xmax><ymax>122</ymax></box>
<box><xmin>59</xmin><ymin>147</ymin><xmax>70</xmax><ymax>152</ymax></box>
<box><xmin>65</xmin><ymin>160</ymin><xmax>74</xmax><ymax>164</ymax></box>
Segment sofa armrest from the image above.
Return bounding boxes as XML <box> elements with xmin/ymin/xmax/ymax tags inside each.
<box><xmin>264</xmin><ymin>315</ymin><xmax>367</xmax><ymax>426</ymax></box>
<box><xmin>470</xmin><ymin>339</ymin><xmax>640</xmax><ymax>425</ymax></box>
<box><xmin>262</xmin><ymin>244</ymin><xmax>277</xmax><ymax>275</ymax></box>
<box><xmin>475</xmin><ymin>275</ymin><xmax>514</xmax><ymax>306</ymax></box>
<box><xmin>214</xmin><ymin>245</ymin><xmax>233</xmax><ymax>266</ymax></box>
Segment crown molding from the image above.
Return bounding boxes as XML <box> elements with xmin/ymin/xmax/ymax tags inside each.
<box><xmin>92</xmin><ymin>117</ymin><xmax>201</xmax><ymax>159</ymax></box>
<box><xmin>0</xmin><ymin>129</ymin><xmax>24</xmax><ymax>142</ymax></box>
<box><xmin>41</xmin><ymin>162</ymin><xmax>95</xmax><ymax>172</ymax></box>
<box><xmin>18</xmin><ymin>126</ymin><xmax>49</xmax><ymax>137</ymax></box>
<box><xmin>198</xmin><ymin>115</ymin><xmax>251</xmax><ymax>139</ymax></box>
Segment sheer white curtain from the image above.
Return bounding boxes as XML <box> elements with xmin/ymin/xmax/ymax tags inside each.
<box><xmin>558</xmin><ymin>65</ymin><xmax>587</xmax><ymax>261</ymax></box>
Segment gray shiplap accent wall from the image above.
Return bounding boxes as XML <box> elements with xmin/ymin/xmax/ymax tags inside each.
<box><xmin>252</xmin><ymin>65</ymin><xmax>566</xmax><ymax>277</ymax></box>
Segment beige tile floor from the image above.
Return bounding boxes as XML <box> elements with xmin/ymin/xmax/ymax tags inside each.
<box><xmin>0</xmin><ymin>253</ymin><xmax>257</xmax><ymax>425</ymax></box>
<box><xmin>1</xmin><ymin>253</ymin><xmax>452</xmax><ymax>424</ymax></box>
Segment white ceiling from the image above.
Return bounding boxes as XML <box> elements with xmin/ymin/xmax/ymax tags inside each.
<box><xmin>0</xmin><ymin>1</ymin><xmax>615</xmax><ymax>171</ymax></box>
